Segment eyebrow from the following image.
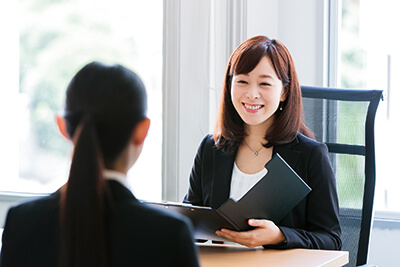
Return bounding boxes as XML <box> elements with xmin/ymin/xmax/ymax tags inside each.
<box><xmin>259</xmin><ymin>74</ymin><xmax>274</xmax><ymax>79</ymax></box>
<box><xmin>237</xmin><ymin>73</ymin><xmax>274</xmax><ymax>79</ymax></box>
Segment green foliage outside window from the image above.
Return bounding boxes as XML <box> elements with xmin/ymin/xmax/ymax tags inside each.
<box><xmin>337</xmin><ymin>0</ymin><xmax>367</xmax><ymax>209</ymax></box>
<box><xmin>20</xmin><ymin>0</ymin><xmax>138</xmax><ymax>156</ymax></box>
<box><xmin>337</xmin><ymin>102</ymin><xmax>368</xmax><ymax>209</ymax></box>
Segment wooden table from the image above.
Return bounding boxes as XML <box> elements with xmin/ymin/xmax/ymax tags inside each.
<box><xmin>0</xmin><ymin>229</ymin><xmax>348</xmax><ymax>266</ymax></box>
<box><xmin>198</xmin><ymin>243</ymin><xmax>349</xmax><ymax>267</ymax></box>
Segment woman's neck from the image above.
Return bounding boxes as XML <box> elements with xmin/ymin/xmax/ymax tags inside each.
<box><xmin>244</xmin><ymin>123</ymin><xmax>270</xmax><ymax>145</ymax></box>
<box><xmin>244</xmin><ymin>115</ymin><xmax>275</xmax><ymax>143</ymax></box>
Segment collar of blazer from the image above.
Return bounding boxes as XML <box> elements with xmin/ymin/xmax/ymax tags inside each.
<box><xmin>210</xmin><ymin>135</ymin><xmax>301</xmax><ymax>210</ymax></box>
<box><xmin>106</xmin><ymin>180</ymin><xmax>138</xmax><ymax>203</ymax></box>
<box><xmin>273</xmin><ymin>135</ymin><xmax>301</xmax><ymax>171</ymax></box>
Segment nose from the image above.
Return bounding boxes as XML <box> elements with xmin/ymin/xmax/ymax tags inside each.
<box><xmin>246</xmin><ymin>84</ymin><xmax>260</xmax><ymax>100</ymax></box>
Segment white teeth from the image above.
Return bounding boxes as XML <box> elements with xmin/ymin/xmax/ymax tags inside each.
<box><xmin>244</xmin><ymin>104</ymin><xmax>262</xmax><ymax>110</ymax></box>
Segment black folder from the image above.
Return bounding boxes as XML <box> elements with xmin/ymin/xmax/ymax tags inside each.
<box><xmin>146</xmin><ymin>153</ymin><xmax>311</xmax><ymax>242</ymax></box>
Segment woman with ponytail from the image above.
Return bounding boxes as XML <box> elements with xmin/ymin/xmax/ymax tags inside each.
<box><xmin>184</xmin><ymin>36</ymin><xmax>342</xmax><ymax>250</ymax></box>
<box><xmin>1</xmin><ymin>62</ymin><xmax>199</xmax><ymax>267</ymax></box>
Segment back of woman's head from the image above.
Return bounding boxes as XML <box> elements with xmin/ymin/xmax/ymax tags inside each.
<box><xmin>64</xmin><ymin>61</ymin><xmax>147</xmax><ymax>164</ymax></box>
<box><xmin>59</xmin><ymin>61</ymin><xmax>147</xmax><ymax>267</ymax></box>
<box><xmin>215</xmin><ymin>35</ymin><xmax>313</xmax><ymax>152</ymax></box>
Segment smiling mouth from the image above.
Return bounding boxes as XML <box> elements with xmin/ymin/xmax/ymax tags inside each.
<box><xmin>243</xmin><ymin>103</ymin><xmax>264</xmax><ymax>110</ymax></box>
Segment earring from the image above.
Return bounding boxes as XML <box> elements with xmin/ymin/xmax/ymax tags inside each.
<box><xmin>279</xmin><ymin>102</ymin><xmax>284</xmax><ymax>111</ymax></box>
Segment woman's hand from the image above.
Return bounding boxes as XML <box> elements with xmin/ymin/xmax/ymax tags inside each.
<box><xmin>215</xmin><ymin>219</ymin><xmax>286</xmax><ymax>248</ymax></box>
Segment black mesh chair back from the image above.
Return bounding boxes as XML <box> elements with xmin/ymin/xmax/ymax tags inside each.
<box><xmin>301</xmin><ymin>86</ymin><xmax>382</xmax><ymax>267</ymax></box>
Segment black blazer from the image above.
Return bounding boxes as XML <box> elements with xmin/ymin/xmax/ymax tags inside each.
<box><xmin>1</xmin><ymin>180</ymin><xmax>199</xmax><ymax>267</ymax></box>
<box><xmin>184</xmin><ymin>133</ymin><xmax>342</xmax><ymax>250</ymax></box>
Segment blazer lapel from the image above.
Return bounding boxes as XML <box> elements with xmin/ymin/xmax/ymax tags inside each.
<box><xmin>210</xmin><ymin>149</ymin><xmax>236</xmax><ymax>209</ymax></box>
<box><xmin>273</xmin><ymin>136</ymin><xmax>301</xmax><ymax>170</ymax></box>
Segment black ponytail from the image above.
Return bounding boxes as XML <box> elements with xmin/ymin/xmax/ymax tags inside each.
<box><xmin>59</xmin><ymin>115</ymin><xmax>108</xmax><ymax>267</ymax></box>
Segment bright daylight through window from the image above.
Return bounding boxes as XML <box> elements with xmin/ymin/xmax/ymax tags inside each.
<box><xmin>0</xmin><ymin>0</ymin><xmax>163</xmax><ymax>201</ymax></box>
<box><xmin>338</xmin><ymin>0</ymin><xmax>400</xmax><ymax>212</ymax></box>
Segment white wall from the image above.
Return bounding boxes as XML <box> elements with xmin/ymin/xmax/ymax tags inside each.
<box><xmin>277</xmin><ymin>0</ymin><xmax>327</xmax><ymax>86</ymax></box>
<box><xmin>246</xmin><ymin>0</ymin><xmax>279</xmax><ymax>38</ymax></box>
<box><xmin>177</xmin><ymin>0</ymin><xmax>211</xmax><ymax>199</ymax></box>
<box><xmin>369</xmin><ymin>225</ymin><xmax>400</xmax><ymax>265</ymax></box>
<box><xmin>163</xmin><ymin>0</ymin><xmax>212</xmax><ymax>201</ymax></box>
<box><xmin>247</xmin><ymin>0</ymin><xmax>327</xmax><ymax>86</ymax></box>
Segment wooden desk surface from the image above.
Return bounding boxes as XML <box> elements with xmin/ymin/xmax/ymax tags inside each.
<box><xmin>197</xmin><ymin>243</ymin><xmax>349</xmax><ymax>267</ymax></box>
<box><xmin>0</xmin><ymin>228</ymin><xmax>348</xmax><ymax>266</ymax></box>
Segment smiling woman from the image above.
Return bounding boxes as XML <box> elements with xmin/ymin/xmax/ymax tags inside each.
<box><xmin>184</xmin><ymin>35</ymin><xmax>342</xmax><ymax>250</ymax></box>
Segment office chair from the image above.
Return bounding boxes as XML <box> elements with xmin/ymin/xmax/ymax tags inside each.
<box><xmin>301</xmin><ymin>86</ymin><xmax>383</xmax><ymax>267</ymax></box>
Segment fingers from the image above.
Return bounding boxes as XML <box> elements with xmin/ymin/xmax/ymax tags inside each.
<box><xmin>215</xmin><ymin>219</ymin><xmax>281</xmax><ymax>248</ymax></box>
<box><xmin>215</xmin><ymin>228</ymin><xmax>259</xmax><ymax>248</ymax></box>
<box><xmin>216</xmin><ymin>228</ymin><xmax>245</xmax><ymax>239</ymax></box>
<box><xmin>248</xmin><ymin>219</ymin><xmax>268</xmax><ymax>228</ymax></box>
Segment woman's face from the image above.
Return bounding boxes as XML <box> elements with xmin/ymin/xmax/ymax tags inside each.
<box><xmin>231</xmin><ymin>56</ymin><xmax>286</xmax><ymax>129</ymax></box>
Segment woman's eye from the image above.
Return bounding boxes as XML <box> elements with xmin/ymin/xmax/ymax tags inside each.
<box><xmin>237</xmin><ymin>80</ymin><xmax>248</xmax><ymax>84</ymax></box>
<box><xmin>260</xmin><ymin>82</ymin><xmax>271</xmax><ymax>86</ymax></box>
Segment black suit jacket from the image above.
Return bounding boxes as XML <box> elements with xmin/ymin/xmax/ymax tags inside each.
<box><xmin>184</xmin><ymin>133</ymin><xmax>342</xmax><ymax>250</ymax></box>
<box><xmin>1</xmin><ymin>180</ymin><xmax>199</xmax><ymax>267</ymax></box>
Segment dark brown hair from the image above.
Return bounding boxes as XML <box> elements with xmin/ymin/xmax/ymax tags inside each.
<box><xmin>59</xmin><ymin>61</ymin><xmax>147</xmax><ymax>267</ymax></box>
<box><xmin>214</xmin><ymin>35</ymin><xmax>314</xmax><ymax>153</ymax></box>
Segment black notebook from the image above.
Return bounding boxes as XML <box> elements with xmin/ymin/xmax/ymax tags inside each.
<box><xmin>146</xmin><ymin>153</ymin><xmax>311</xmax><ymax>242</ymax></box>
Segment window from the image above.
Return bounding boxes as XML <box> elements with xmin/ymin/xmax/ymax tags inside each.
<box><xmin>1</xmin><ymin>0</ymin><xmax>163</xmax><ymax>201</ymax></box>
<box><xmin>338</xmin><ymin>0</ymin><xmax>400</xmax><ymax>212</ymax></box>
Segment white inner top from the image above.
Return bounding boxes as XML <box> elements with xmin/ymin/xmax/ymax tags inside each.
<box><xmin>230</xmin><ymin>162</ymin><xmax>268</xmax><ymax>201</ymax></box>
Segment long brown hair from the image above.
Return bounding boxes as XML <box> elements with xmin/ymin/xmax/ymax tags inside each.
<box><xmin>59</xmin><ymin>62</ymin><xmax>147</xmax><ymax>267</ymax></box>
<box><xmin>214</xmin><ymin>35</ymin><xmax>313</xmax><ymax>153</ymax></box>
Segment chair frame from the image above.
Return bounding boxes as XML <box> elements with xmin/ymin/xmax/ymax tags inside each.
<box><xmin>301</xmin><ymin>86</ymin><xmax>383</xmax><ymax>266</ymax></box>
